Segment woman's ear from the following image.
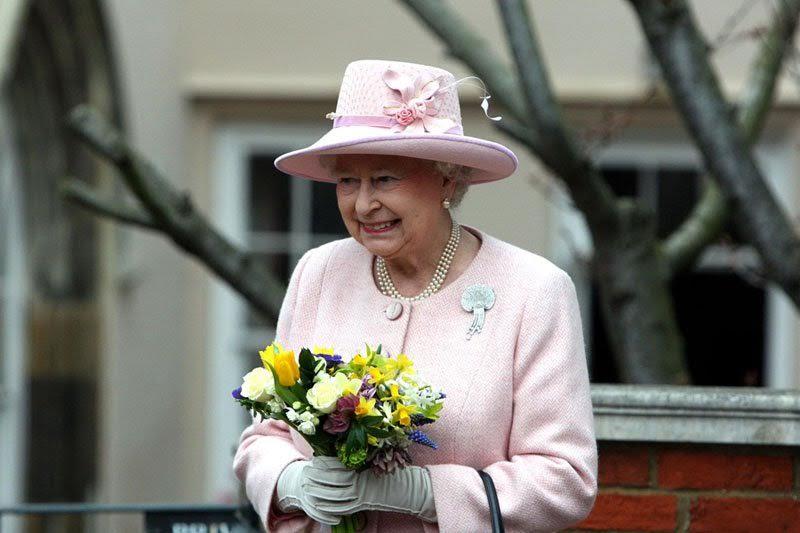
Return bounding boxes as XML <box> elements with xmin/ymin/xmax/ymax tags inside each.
<box><xmin>442</xmin><ymin>175</ymin><xmax>457</xmax><ymax>199</ymax></box>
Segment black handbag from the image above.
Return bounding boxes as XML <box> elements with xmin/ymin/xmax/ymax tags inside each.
<box><xmin>477</xmin><ymin>470</ymin><xmax>505</xmax><ymax>533</ymax></box>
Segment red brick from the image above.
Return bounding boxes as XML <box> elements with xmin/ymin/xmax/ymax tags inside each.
<box><xmin>599</xmin><ymin>447</ymin><xmax>650</xmax><ymax>487</ymax></box>
<box><xmin>659</xmin><ymin>450</ymin><xmax>792</xmax><ymax>491</ymax></box>
<box><xmin>577</xmin><ymin>493</ymin><xmax>677</xmax><ymax>532</ymax></box>
<box><xmin>690</xmin><ymin>497</ymin><xmax>800</xmax><ymax>533</ymax></box>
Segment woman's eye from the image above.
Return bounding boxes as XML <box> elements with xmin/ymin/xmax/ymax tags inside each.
<box><xmin>375</xmin><ymin>175</ymin><xmax>397</xmax><ymax>184</ymax></box>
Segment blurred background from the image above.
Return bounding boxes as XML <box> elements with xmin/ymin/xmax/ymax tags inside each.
<box><xmin>1</xmin><ymin>0</ymin><xmax>799</xmax><ymax>531</ymax></box>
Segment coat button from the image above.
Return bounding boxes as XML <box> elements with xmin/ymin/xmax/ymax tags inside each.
<box><xmin>384</xmin><ymin>301</ymin><xmax>403</xmax><ymax>320</ymax></box>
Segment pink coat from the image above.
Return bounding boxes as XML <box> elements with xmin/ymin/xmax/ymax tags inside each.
<box><xmin>233</xmin><ymin>225</ymin><xmax>598</xmax><ymax>532</ymax></box>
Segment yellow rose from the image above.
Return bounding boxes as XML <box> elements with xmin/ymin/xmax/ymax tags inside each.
<box><xmin>259</xmin><ymin>342</ymin><xmax>283</xmax><ymax>369</ymax></box>
<box><xmin>274</xmin><ymin>349</ymin><xmax>299</xmax><ymax>387</ymax></box>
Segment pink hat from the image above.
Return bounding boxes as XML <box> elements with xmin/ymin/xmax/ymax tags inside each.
<box><xmin>273</xmin><ymin>59</ymin><xmax>518</xmax><ymax>184</ymax></box>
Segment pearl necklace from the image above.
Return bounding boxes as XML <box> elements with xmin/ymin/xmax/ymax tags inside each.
<box><xmin>375</xmin><ymin>220</ymin><xmax>461</xmax><ymax>301</ymax></box>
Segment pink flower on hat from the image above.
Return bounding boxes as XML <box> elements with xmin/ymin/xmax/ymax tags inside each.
<box><xmin>382</xmin><ymin>68</ymin><xmax>458</xmax><ymax>134</ymax></box>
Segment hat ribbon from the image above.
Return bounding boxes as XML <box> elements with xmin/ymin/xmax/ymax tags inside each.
<box><xmin>327</xmin><ymin>114</ymin><xmax>463</xmax><ymax>135</ymax></box>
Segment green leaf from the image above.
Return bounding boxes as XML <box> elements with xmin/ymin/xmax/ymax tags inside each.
<box><xmin>345</xmin><ymin>423</ymin><xmax>367</xmax><ymax>453</ymax></box>
<box><xmin>299</xmin><ymin>348</ymin><xmax>318</xmax><ymax>388</ymax></box>
<box><xmin>366</xmin><ymin>427</ymin><xmax>393</xmax><ymax>438</ymax></box>
<box><xmin>264</xmin><ymin>362</ymin><xmax>300</xmax><ymax>405</ymax></box>
<box><xmin>359</xmin><ymin>415</ymin><xmax>384</xmax><ymax>427</ymax></box>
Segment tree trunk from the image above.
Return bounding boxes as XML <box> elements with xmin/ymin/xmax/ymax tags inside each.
<box><xmin>594</xmin><ymin>201</ymin><xmax>689</xmax><ymax>384</ymax></box>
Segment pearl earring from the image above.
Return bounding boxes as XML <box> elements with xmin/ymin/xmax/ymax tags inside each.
<box><xmin>442</xmin><ymin>198</ymin><xmax>451</xmax><ymax>209</ymax></box>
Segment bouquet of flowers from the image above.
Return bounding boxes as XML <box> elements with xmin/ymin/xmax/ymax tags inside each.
<box><xmin>232</xmin><ymin>342</ymin><xmax>444</xmax><ymax>529</ymax></box>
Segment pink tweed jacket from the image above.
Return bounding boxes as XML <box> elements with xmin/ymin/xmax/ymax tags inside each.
<box><xmin>233</xmin><ymin>225</ymin><xmax>598</xmax><ymax>532</ymax></box>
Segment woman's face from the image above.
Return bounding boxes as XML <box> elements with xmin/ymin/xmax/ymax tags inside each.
<box><xmin>332</xmin><ymin>154</ymin><xmax>454</xmax><ymax>261</ymax></box>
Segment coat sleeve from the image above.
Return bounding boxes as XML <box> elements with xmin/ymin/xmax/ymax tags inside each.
<box><xmin>425</xmin><ymin>269</ymin><xmax>598</xmax><ymax>533</ymax></box>
<box><xmin>232</xmin><ymin>248</ymin><xmax>320</xmax><ymax>533</ymax></box>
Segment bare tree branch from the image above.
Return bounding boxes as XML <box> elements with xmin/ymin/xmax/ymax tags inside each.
<box><xmin>629</xmin><ymin>0</ymin><xmax>800</xmax><ymax>306</ymax></box>
<box><xmin>66</xmin><ymin>104</ymin><xmax>286</xmax><ymax>318</ymax></box>
<box><xmin>400</xmin><ymin>0</ymin><xmax>621</xmax><ymax>233</ymax></box>
<box><xmin>61</xmin><ymin>178</ymin><xmax>158</xmax><ymax>230</ymax></box>
<box><xmin>497</xmin><ymin>0</ymin><xmax>623</xmax><ymax>233</ymax></box>
<box><xmin>664</xmin><ymin>0</ymin><xmax>800</xmax><ymax>274</ymax></box>
<box><xmin>401</xmin><ymin>0</ymin><xmax>527</xmax><ymax>122</ymax></box>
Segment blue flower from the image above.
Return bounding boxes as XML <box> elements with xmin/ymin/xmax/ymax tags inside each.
<box><xmin>409</xmin><ymin>429</ymin><xmax>438</xmax><ymax>449</ymax></box>
<box><xmin>320</xmin><ymin>353</ymin><xmax>343</xmax><ymax>369</ymax></box>
<box><xmin>410</xmin><ymin>414</ymin><xmax>434</xmax><ymax>426</ymax></box>
<box><xmin>231</xmin><ymin>386</ymin><xmax>244</xmax><ymax>400</ymax></box>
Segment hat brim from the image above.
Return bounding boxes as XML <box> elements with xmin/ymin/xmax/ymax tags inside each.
<box><xmin>273</xmin><ymin>125</ymin><xmax>518</xmax><ymax>184</ymax></box>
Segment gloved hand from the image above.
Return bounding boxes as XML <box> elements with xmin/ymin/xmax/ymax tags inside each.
<box><xmin>275</xmin><ymin>458</ymin><xmax>345</xmax><ymax>526</ymax></box>
<box><xmin>303</xmin><ymin>457</ymin><xmax>437</xmax><ymax>522</ymax></box>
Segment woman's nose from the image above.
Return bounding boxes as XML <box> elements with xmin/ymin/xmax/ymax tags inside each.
<box><xmin>355</xmin><ymin>180</ymin><xmax>377</xmax><ymax>215</ymax></box>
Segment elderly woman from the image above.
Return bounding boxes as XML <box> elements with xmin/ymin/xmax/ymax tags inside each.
<box><xmin>233</xmin><ymin>60</ymin><xmax>597</xmax><ymax>532</ymax></box>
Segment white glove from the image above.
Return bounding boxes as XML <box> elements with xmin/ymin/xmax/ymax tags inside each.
<box><xmin>275</xmin><ymin>459</ymin><xmax>342</xmax><ymax>526</ymax></box>
<box><xmin>303</xmin><ymin>457</ymin><xmax>437</xmax><ymax>522</ymax></box>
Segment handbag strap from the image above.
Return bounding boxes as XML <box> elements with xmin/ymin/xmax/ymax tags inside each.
<box><xmin>477</xmin><ymin>469</ymin><xmax>505</xmax><ymax>533</ymax></box>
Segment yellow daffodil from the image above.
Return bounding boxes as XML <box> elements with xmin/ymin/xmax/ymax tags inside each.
<box><xmin>313</xmin><ymin>345</ymin><xmax>334</xmax><ymax>355</ymax></box>
<box><xmin>259</xmin><ymin>342</ymin><xmax>282</xmax><ymax>369</ymax></box>
<box><xmin>274</xmin><ymin>349</ymin><xmax>299</xmax><ymax>387</ymax></box>
<box><xmin>368</xmin><ymin>367</ymin><xmax>386</xmax><ymax>385</ymax></box>
<box><xmin>351</xmin><ymin>354</ymin><xmax>368</xmax><ymax>368</ymax></box>
<box><xmin>388</xmin><ymin>384</ymin><xmax>403</xmax><ymax>402</ymax></box>
<box><xmin>392</xmin><ymin>403</ymin><xmax>416</xmax><ymax>427</ymax></box>
<box><xmin>381</xmin><ymin>360</ymin><xmax>400</xmax><ymax>380</ymax></box>
<box><xmin>355</xmin><ymin>397</ymin><xmax>377</xmax><ymax>417</ymax></box>
<box><xmin>395</xmin><ymin>353</ymin><xmax>415</xmax><ymax>375</ymax></box>
<box><xmin>367</xmin><ymin>435</ymin><xmax>378</xmax><ymax>446</ymax></box>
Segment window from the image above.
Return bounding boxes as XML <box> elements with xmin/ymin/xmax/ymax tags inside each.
<box><xmin>552</xmin><ymin>135</ymin><xmax>797</xmax><ymax>387</ymax></box>
<box><xmin>588</xmin><ymin>164</ymin><xmax>765</xmax><ymax>386</ymax></box>
<box><xmin>207</xmin><ymin>122</ymin><xmax>348</xmax><ymax>501</ymax></box>
<box><xmin>245</xmin><ymin>154</ymin><xmax>348</xmax><ymax>333</ymax></box>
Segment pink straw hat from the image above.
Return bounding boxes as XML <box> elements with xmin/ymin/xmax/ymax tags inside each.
<box><xmin>274</xmin><ymin>59</ymin><xmax>518</xmax><ymax>184</ymax></box>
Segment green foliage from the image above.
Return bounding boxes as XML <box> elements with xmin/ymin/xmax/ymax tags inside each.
<box><xmin>298</xmin><ymin>348</ymin><xmax>318</xmax><ymax>388</ymax></box>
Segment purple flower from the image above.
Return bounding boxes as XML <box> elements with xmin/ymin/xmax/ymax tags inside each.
<box><xmin>336</xmin><ymin>394</ymin><xmax>359</xmax><ymax>415</ymax></box>
<box><xmin>323</xmin><ymin>411</ymin><xmax>351</xmax><ymax>434</ymax></box>
<box><xmin>231</xmin><ymin>387</ymin><xmax>244</xmax><ymax>400</ymax></box>
<box><xmin>319</xmin><ymin>353</ymin><xmax>343</xmax><ymax>369</ymax></box>
<box><xmin>409</xmin><ymin>430</ymin><xmax>438</xmax><ymax>449</ymax></box>
<box><xmin>323</xmin><ymin>394</ymin><xmax>359</xmax><ymax>435</ymax></box>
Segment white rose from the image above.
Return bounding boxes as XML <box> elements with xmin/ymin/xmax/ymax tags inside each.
<box><xmin>240</xmin><ymin>367</ymin><xmax>275</xmax><ymax>403</ymax></box>
<box><xmin>306</xmin><ymin>375</ymin><xmax>342</xmax><ymax>413</ymax></box>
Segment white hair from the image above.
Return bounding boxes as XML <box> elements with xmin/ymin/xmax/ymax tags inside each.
<box><xmin>318</xmin><ymin>154</ymin><xmax>473</xmax><ymax>207</ymax></box>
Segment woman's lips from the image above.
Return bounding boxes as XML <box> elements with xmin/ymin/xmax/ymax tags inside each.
<box><xmin>361</xmin><ymin>219</ymin><xmax>399</xmax><ymax>235</ymax></box>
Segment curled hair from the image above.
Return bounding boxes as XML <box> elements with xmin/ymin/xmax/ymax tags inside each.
<box><xmin>432</xmin><ymin>160</ymin><xmax>473</xmax><ymax>208</ymax></box>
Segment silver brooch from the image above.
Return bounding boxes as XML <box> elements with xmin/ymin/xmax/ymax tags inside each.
<box><xmin>461</xmin><ymin>284</ymin><xmax>495</xmax><ymax>340</ymax></box>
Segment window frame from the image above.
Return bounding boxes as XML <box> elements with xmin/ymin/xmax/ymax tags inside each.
<box><xmin>206</xmin><ymin>121</ymin><xmax>331</xmax><ymax>500</ymax></box>
<box><xmin>0</xmin><ymin>95</ymin><xmax>28</xmax><ymax>513</ymax></box>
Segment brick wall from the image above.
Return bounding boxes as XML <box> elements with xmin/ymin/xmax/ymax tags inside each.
<box><xmin>567</xmin><ymin>442</ymin><xmax>800</xmax><ymax>533</ymax></box>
